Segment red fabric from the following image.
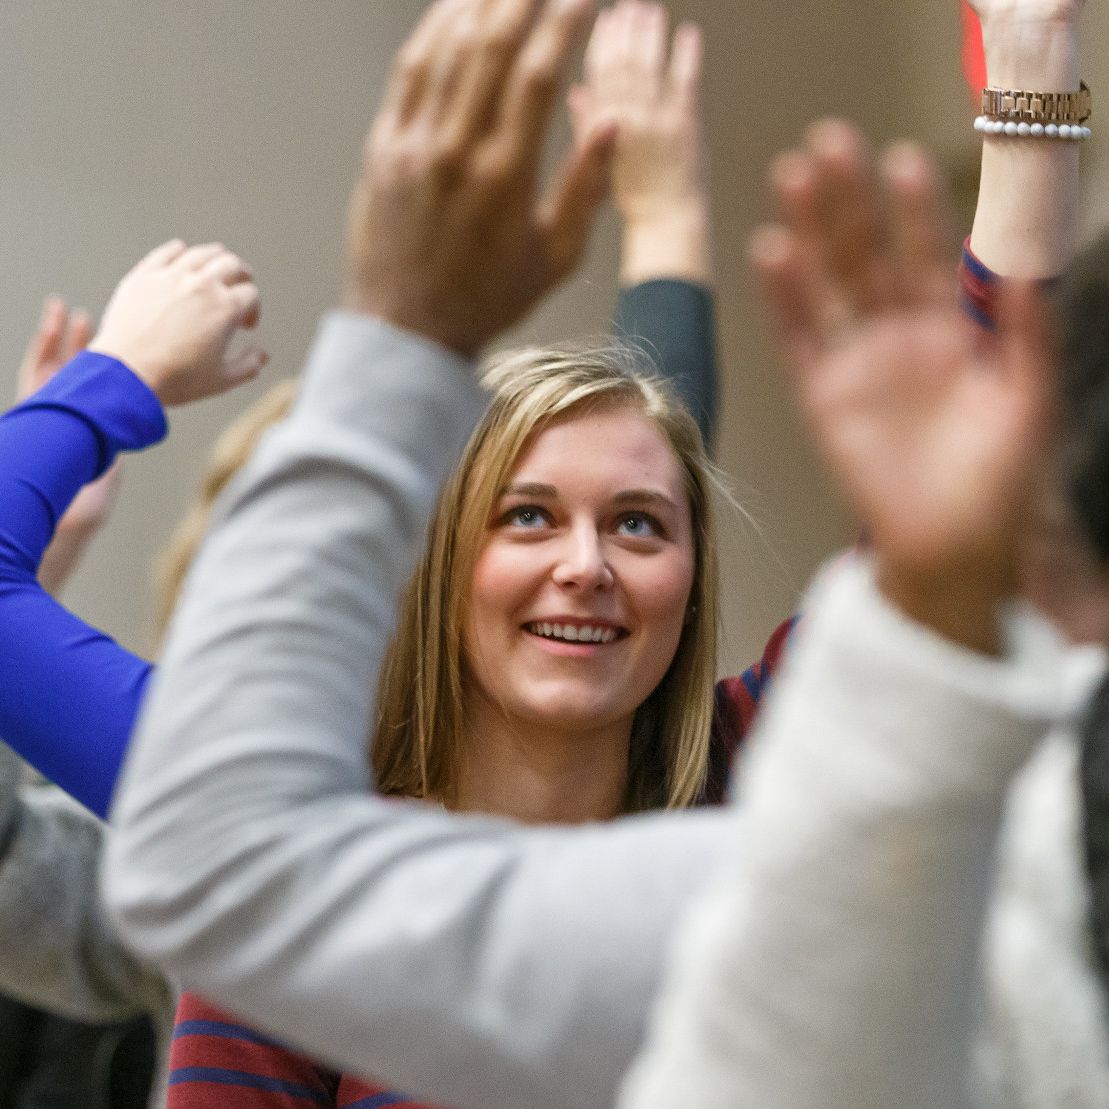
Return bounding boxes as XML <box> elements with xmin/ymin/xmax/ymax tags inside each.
<box><xmin>169</xmin><ymin>993</ymin><xmax>441</xmax><ymax>1108</ymax></box>
<box><xmin>962</xmin><ymin>3</ymin><xmax>987</xmax><ymax>104</ymax></box>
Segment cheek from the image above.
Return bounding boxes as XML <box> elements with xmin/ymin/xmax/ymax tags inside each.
<box><xmin>633</xmin><ymin>550</ymin><xmax>696</xmax><ymax>636</ymax></box>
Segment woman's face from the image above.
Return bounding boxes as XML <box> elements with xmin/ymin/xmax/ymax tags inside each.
<box><xmin>463</xmin><ymin>404</ymin><xmax>696</xmax><ymax>737</ymax></box>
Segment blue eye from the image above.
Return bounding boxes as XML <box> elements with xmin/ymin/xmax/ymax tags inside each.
<box><xmin>504</xmin><ymin>505</ymin><xmax>548</xmax><ymax>529</ymax></box>
<box><xmin>617</xmin><ymin>513</ymin><xmax>660</xmax><ymax>538</ymax></box>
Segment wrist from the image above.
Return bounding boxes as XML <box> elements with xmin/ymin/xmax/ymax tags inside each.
<box><xmin>876</xmin><ymin>559</ymin><xmax>1013</xmax><ymax>656</ymax></box>
<box><xmin>619</xmin><ymin>204</ymin><xmax>712</xmax><ymax>286</ymax></box>
<box><xmin>979</xmin><ymin>14</ymin><xmax>1080</xmax><ymax>88</ymax></box>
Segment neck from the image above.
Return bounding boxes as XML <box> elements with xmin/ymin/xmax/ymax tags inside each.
<box><xmin>452</xmin><ymin>702</ymin><xmax>632</xmax><ymax>825</ymax></box>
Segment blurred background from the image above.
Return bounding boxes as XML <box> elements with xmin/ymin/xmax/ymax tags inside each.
<box><xmin>2</xmin><ymin>0</ymin><xmax>1108</xmax><ymax>672</ymax></box>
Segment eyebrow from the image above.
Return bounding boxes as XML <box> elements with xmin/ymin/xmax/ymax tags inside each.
<box><xmin>500</xmin><ymin>482</ymin><xmax>680</xmax><ymax>513</ymax></box>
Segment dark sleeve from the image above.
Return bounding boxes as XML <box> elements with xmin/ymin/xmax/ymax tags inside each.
<box><xmin>0</xmin><ymin>352</ymin><xmax>166</xmax><ymax>816</ymax></box>
<box><xmin>614</xmin><ymin>279</ymin><xmax>717</xmax><ymax>449</ymax></box>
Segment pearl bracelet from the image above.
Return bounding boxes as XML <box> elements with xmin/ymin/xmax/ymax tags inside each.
<box><xmin>974</xmin><ymin>115</ymin><xmax>1091</xmax><ymax>140</ymax></box>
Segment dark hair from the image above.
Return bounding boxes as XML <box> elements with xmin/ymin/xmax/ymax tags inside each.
<box><xmin>1057</xmin><ymin>230</ymin><xmax>1109</xmax><ymax>563</ymax></box>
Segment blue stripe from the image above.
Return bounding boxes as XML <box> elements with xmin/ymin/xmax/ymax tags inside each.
<box><xmin>173</xmin><ymin>1018</ymin><xmax>286</xmax><ymax>1048</ymax></box>
<box><xmin>343</xmin><ymin>1093</ymin><xmax>417</xmax><ymax>1109</ymax></box>
<box><xmin>739</xmin><ymin>663</ymin><xmax>762</xmax><ymax>702</ymax></box>
<box><xmin>961</xmin><ymin>243</ymin><xmax>992</xmax><ymax>283</ymax></box>
<box><xmin>168</xmin><ymin>1066</ymin><xmax>331</xmax><ymax>1102</ymax></box>
<box><xmin>959</xmin><ymin>290</ymin><xmax>995</xmax><ymax>332</ymax></box>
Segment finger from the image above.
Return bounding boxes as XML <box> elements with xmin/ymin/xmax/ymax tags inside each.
<box><xmin>802</xmin><ymin>119</ymin><xmax>894</xmax><ymax>314</ymax></box>
<box><xmin>566</xmin><ymin>83</ymin><xmax>595</xmax><ymax>145</ymax></box>
<box><xmin>433</xmin><ymin>0</ymin><xmax>540</xmax><ymax>147</ymax></box>
<box><xmin>666</xmin><ymin>23</ymin><xmax>702</xmax><ymax>114</ymax></box>
<box><xmin>63</xmin><ymin>308</ymin><xmax>95</xmax><ymax>361</ymax></box>
<box><xmin>634</xmin><ymin>2</ymin><xmax>667</xmax><ymax>88</ymax></box>
<box><xmin>881</xmin><ymin>141</ymin><xmax>956</xmax><ymax>307</ymax></box>
<box><xmin>379</xmin><ymin>0</ymin><xmax>471</xmax><ymax>129</ymax></box>
<box><xmin>748</xmin><ymin>223</ymin><xmax>824</xmax><ymax>376</ymax></box>
<box><xmin>226</xmin><ymin>280</ymin><xmax>262</xmax><ymax>329</ymax></box>
<box><xmin>220</xmin><ymin>345</ymin><xmax>269</xmax><ymax>388</ymax></box>
<box><xmin>200</xmin><ymin>251</ymin><xmax>254</xmax><ymax>287</ymax></box>
<box><xmin>177</xmin><ymin>243</ymin><xmax>228</xmax><ymax>271</ymax></box>
<box><xmin>496</xmin><ymin>0</ymin><xmax>597</xmax><ymax>178</ymax></box>
<box><xmin>136</xmin><ymin>239</ymin><xmax>187</xmax><ymax>270</ymax></box>
<box><xmin>582</xmin><ymin>5</ymin><xmax>612</xmax><ymax>89</ymax></box>
<box><xmin>17</xmin><ymin>297</ymin><xmax>67</xmax><ymax>396</ymax></box>
<box><xmin>539</xmin><ymin>118</ymin><xmax>617</xmax><ymax>279</ymax></box>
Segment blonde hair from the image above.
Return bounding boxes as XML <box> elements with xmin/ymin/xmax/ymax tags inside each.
<box><xmin>154</xmin><ymin>378</ymin><xmax>298</xmax><ymax>646</ymax></box>
<box><xmin>373</xmin><ymin>342</ymin><xmax>722</xmax><ymax>812</ymax></box>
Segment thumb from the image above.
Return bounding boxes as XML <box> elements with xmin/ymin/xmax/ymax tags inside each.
<box><xmin>538</xmin><ymin>120</ymin><xmax>618</xmax><ymax>281</ymax></box>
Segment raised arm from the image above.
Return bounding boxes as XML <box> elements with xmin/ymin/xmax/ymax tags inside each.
<box><xmin>968</xmin><ymin>0</ymin><xmax>1085</xmax><ymax>278</ymax></box>
<box><xmin>0</xmin><ymin>241</ymin><xmax>263</xmax><ymax>815</ymax></box>
<box><xmin>620</xmin><ymin>121</ymin><xmax>1063</xmax><ymax>1109</ymax></box>
<box><xmin>572</xmin><ymin>0</ymin><xmax>718</xmax><ymax>443</ymax></box>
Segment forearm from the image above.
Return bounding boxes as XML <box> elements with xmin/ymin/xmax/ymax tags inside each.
<box><xmin>614</xmin><ymin>276</ymin><xmax>718</xmax><ymax>447</ymax></box>
<box><xmin>621</xmin><ymin>558</ymin><xmax>1065</xmax><ymax>1109</ymax></box>
<box><xmin>970</xmin><ymin>12</ymin><xmax>1082</xmax><ymax>276</ymax></box>
<box><xmin>620</xmin><ymin>202</ymin><xmax>713</xmax><ymax>287</ymax></box>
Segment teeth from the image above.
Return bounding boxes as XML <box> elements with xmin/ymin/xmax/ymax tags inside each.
<box><xmin>528</xmin><ymin>622</ymin><xmax>618</xmax><ymax>644</ymax></box>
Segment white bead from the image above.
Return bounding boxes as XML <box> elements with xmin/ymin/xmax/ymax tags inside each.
<box><xmin>1082</xmin><ymin>126</ymin><xmax>1093</xmax><ymax>140</ymax></box>
<box><xmin>1004</xmin><ymin>121</ymin><xmax>1019</xmax><ymax>136</ymax></box>
<box><xmin>1059</xmin><ymin>124</ymin><xmax>1073</xmax><ymax>138</ymax></box>
<box><xmin>1017</xmin><ymin>122</ymin><xmax>1031</xmax><ymax>136</ymax></box>
<box><xmin>993</xmin><ymin>120</ymin><xmax>1007</xmax><ymax>134</ymax></box>
<box><xmin>974</xmin><ymin>115</ymin><xmax>987</xmax><ymax>132</ymax></box>
<box><xmin>1030</xmin><ymin>123</ymin><xmax>1045</xmax><ymax>137</ymax></box>
<box><xmin>1046</xmin><ymin>123</ymin><xmax>1059</xmax><ymax>137</ymax></box>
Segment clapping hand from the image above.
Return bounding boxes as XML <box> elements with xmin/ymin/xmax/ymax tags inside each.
<box><xmin>344</xmin><ymin>0</ymin><xmax>616</xmax><ymax>357</ymax></box>
<box><xmin>90</xmin><ymin>240</ymin><xmax>266</xmax><ymax>406</ymax></box>
<box><xmin>751</xmin><ymin>121</ymin><xmax>1052</xmax><ymax>652</ymax></box>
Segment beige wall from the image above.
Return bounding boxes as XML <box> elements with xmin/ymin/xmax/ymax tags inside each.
<box><xmin>1</xmin><ymin>2</ymin><xmax>1105</xmax><ymax>673</ymax></box>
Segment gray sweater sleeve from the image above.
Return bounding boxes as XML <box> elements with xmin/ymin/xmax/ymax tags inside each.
<box><xmin>0</xmin><ymin>743</ymin><xmax>169</xmax><ymax>1023</ymax></box>
<box><xmin>104</xmin><ymin>312</ymin><xmax>729</xmax><ymax>1109</ymax></box>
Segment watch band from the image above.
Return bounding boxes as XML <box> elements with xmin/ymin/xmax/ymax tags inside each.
<box><xmin>981</xmin><ymin>81</ymin><xmax>1091</xmax><ymax>124</ymax></box>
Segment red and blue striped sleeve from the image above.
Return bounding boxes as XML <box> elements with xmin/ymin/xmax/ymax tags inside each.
<box><xmin>171</xmin><ymin>994</ymin><xmax>447</xmax><ymax>1109</ymax></box>
<box><xmin>0</xmin><ymin>351</ymin><xmax>165</xmax><ymax>816</ymax></box>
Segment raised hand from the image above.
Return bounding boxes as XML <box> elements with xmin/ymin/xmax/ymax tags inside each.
<box><xmin>17</xmin><ymin>297</ymin><xmax>122</xmax><ymax>593</ymax></box>
<box><xmin>90</xmin><ymin>240</ymin><xmax>266</xmax><ymax>406</ymax></box>
<box><xmin>751</xmin><ymin>121</ymin><xmax>1052</xmax><ymax>651</ymax></box>
<box><xmin>569</xmin><ymin>0</ymin><xmax>709</xmax><ymax>283</ymax></box>
<box><xmin>344</xmin><ymin>0</ymin><xmax>615</xmax><ymax>357</ymax></box>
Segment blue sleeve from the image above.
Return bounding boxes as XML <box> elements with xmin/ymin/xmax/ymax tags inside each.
<box><xmin>0</xmin><ymin>352</ymin><xmax>167</xmax><ymax>816</ymax></box>
<box><xmin>614</xmin><ymin>279</ymin><xmax>718</xmax><ymax>449</ymax></box>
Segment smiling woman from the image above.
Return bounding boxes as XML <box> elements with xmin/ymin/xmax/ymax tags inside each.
<box><xmin>374</xmin><ymin>343</ymin><xmax>723</xmax><ymax>818</ymax></box>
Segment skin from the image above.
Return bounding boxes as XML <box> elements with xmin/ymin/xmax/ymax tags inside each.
<box><xmin>751</xmin><ymin>121</ymin><xmax>1051</xmax><ymax>654</ymax></box>
<box><xmin>458</xmin><ymin>404</ymin><xmax>695</xmax><ymax>823</ymax></box>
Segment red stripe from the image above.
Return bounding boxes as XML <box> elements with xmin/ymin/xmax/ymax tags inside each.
<box><xmin>962</xmin><ymin>3</ymin><xmax>986</xmax><ymax>104</ymax></box>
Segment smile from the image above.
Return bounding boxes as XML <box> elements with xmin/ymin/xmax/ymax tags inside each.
<box><xmin>524</xmin><ymin>621</ymin><xmax>625</xmax><ymax>644</ymax></box>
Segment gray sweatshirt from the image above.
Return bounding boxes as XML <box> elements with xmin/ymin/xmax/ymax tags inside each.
<box><xmin>0</xmin><ymin>743</ymin><xmax>174</xmax><ymax>1104</ymax></box>
<box><xmin>104</xmin><ymin>309</ymin><xmax>1107</xmax><ymax>1109</ymax></box>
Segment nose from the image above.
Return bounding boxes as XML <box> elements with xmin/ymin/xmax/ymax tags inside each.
<box><xmin>551</xmin><ymin>523</ymin><xmax>614</xmax><ymax>591</ymax></box>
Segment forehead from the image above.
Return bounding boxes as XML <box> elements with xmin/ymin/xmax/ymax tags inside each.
<box><xmin>508</xmin><ymin>405</ymin><xmax>686</xmax><ymax>498</ymax></box>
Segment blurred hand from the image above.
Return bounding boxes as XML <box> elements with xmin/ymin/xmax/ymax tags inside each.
<box><xmin>344</xmin><ymin>0</ymin><xmax>616</xmax><ymax>357</ymax></box>
<box><xmin>569</xmin><ymin>0</ymin><xmax>704</xmax><ymax>228</ymax></box>
<box><xmin>90</xmin><ymin>240</ymin><xmax>266</xmax><ymax>406</ymax></box>
<box><xmin>751</xmin><ymin>121</ymin><xmax>1052</xmax><ymax>652</ymax></box>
